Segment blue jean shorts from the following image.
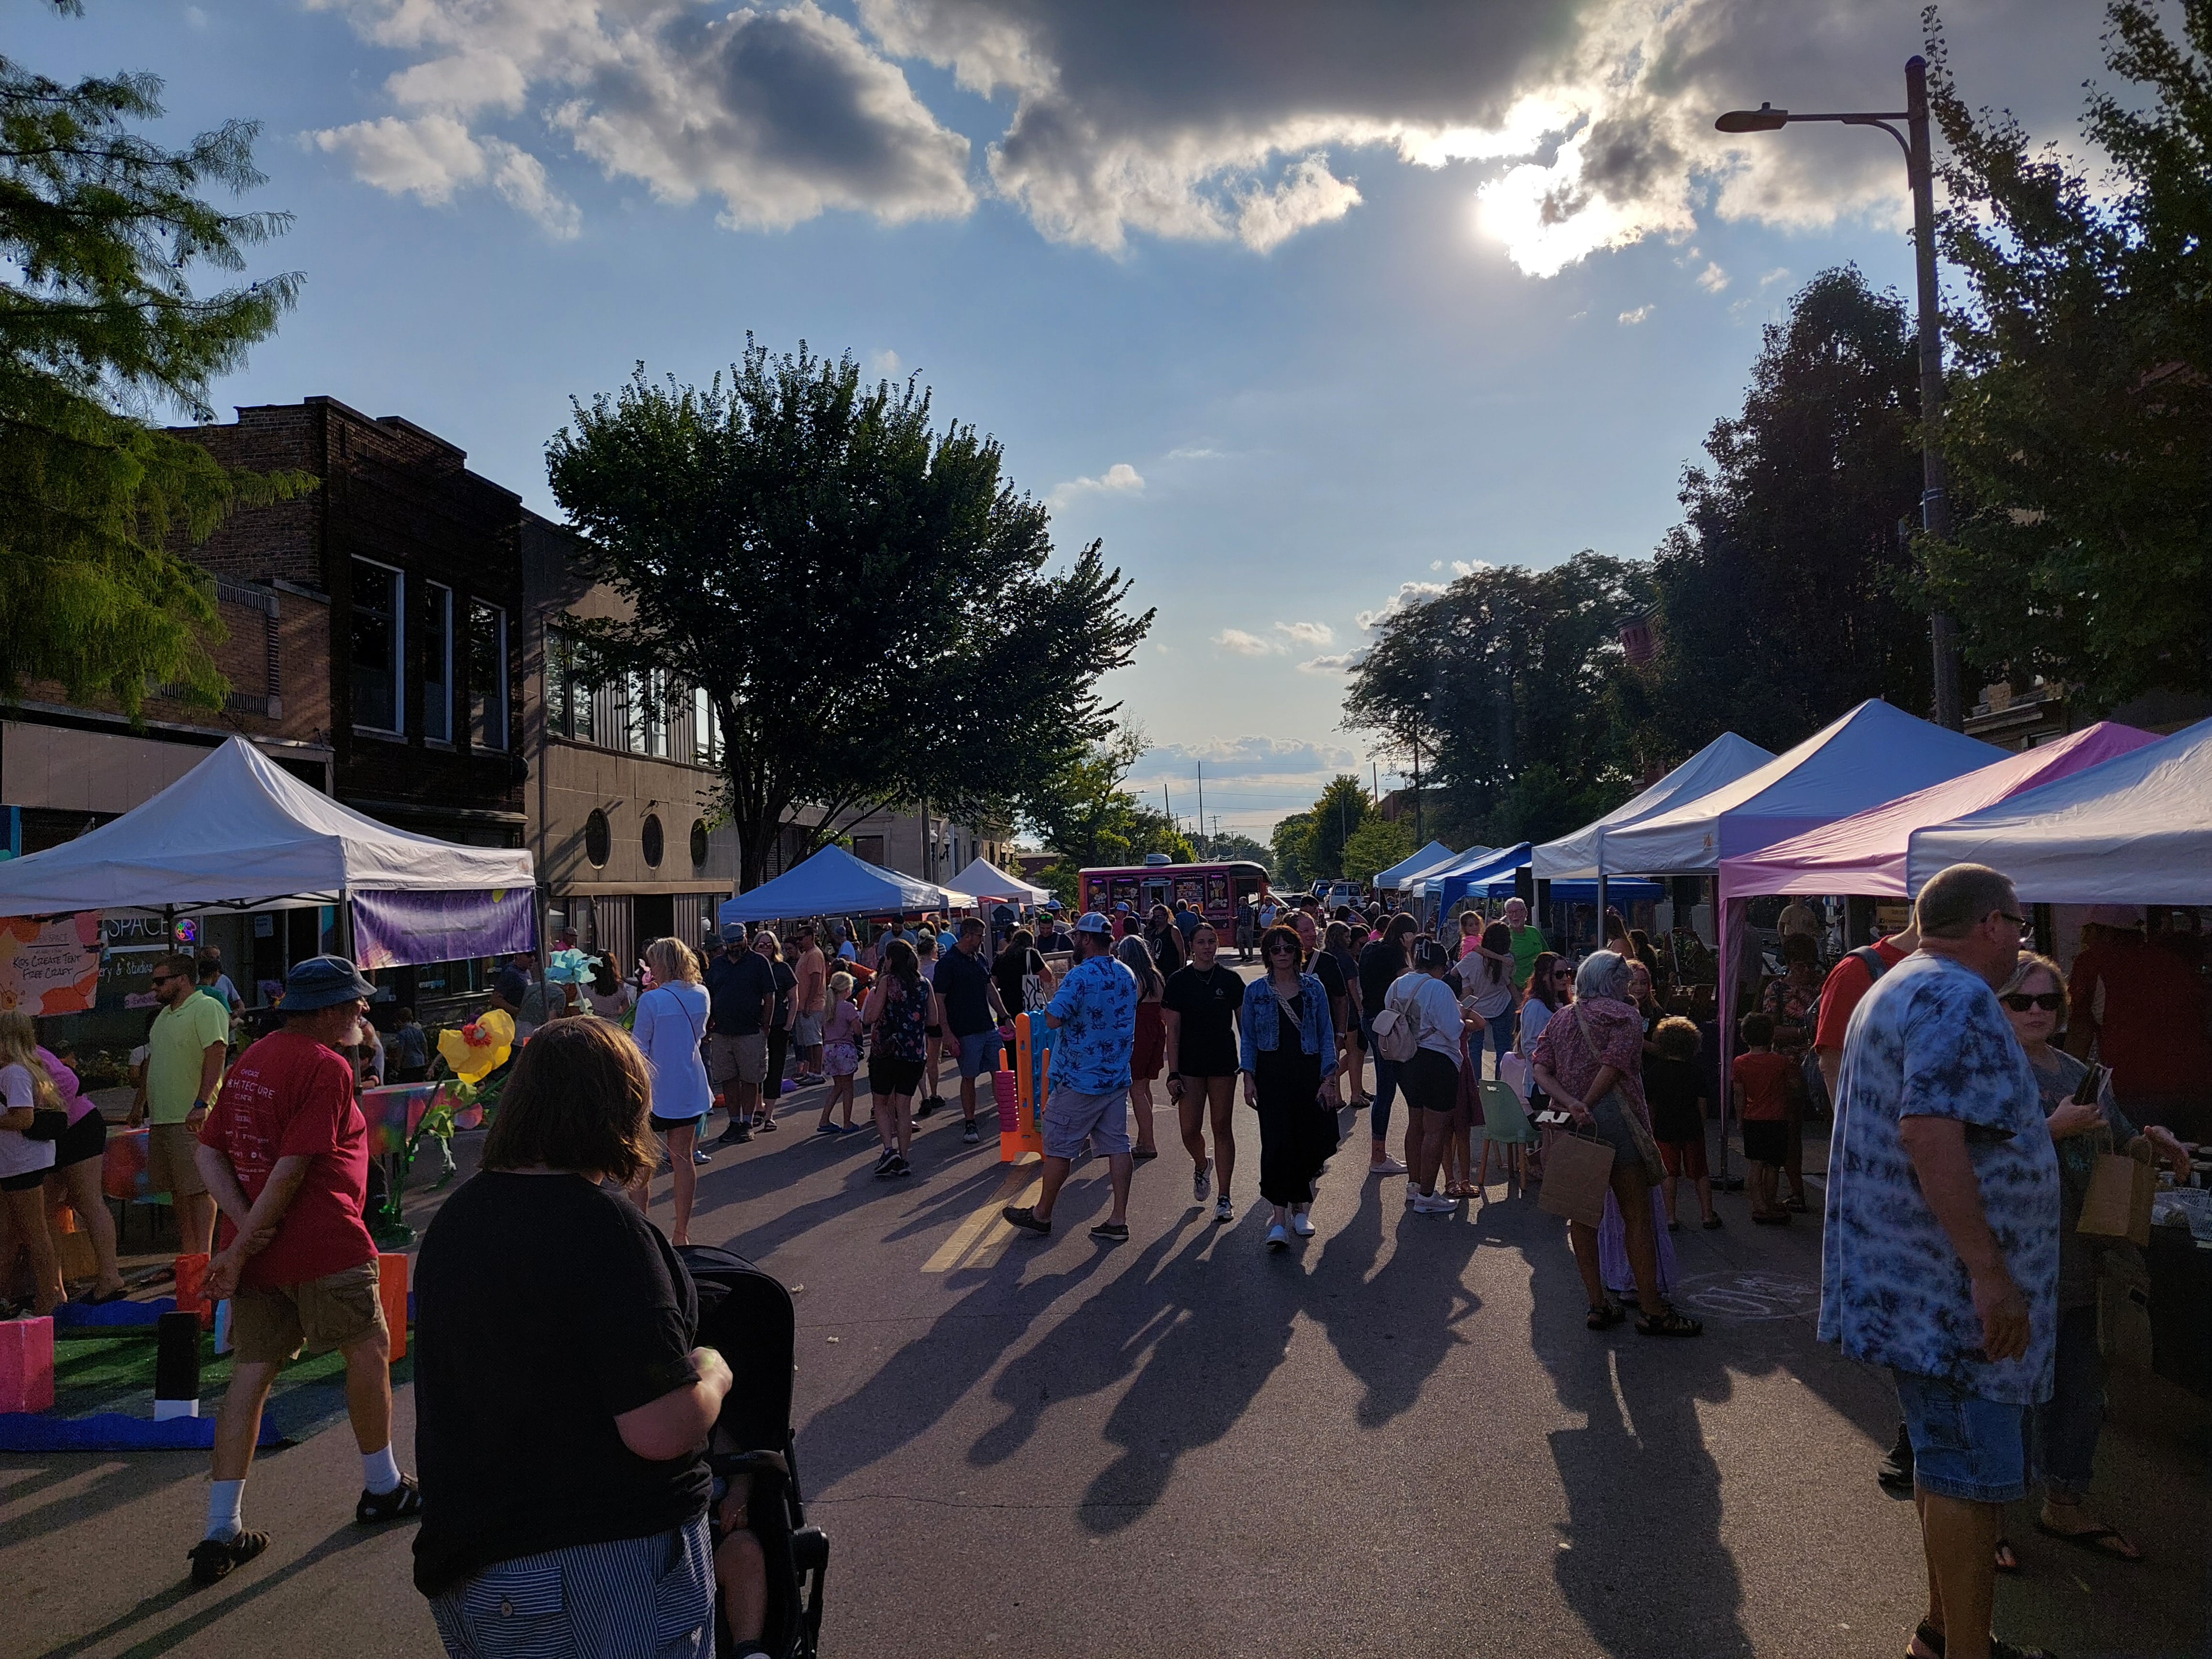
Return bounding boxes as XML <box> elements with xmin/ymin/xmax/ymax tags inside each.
<box><xmin>1892</xmin><ymin>1368</ymin><xmax>2029</xmax><ymax>1504</ymax></box>
<box><xmin>956</xmin><ymin>1029</ymin><xmax>1002</xmax><ymax>1079</ymax></box>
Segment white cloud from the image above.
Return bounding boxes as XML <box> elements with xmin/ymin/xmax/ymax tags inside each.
<box><xmin>1166</xmin><ymin>445</ymin><xmax>1225</xmax><ymax>462</ymax></box>
<box><xmin>1046</xmin><ymin>461</ymin><xmax>1145</xmax><ymax>509</ymax></box>
<box><xmin>1759</xmin><ymin>266</ymin><xmax>1792</xmax><ymax>289</ymax></box>
<box><xmin>1214</xmin><ymin>628</ymin><xmax>1276</xmax><ymax>657</ymax></box>
<box><xmin>184</xmin><ymin>5</ymin><xmax>209</xmax><ymax>28</ymax></box>
<box><xmin>307</xmin><ymin>0</ymin><xmax>973</xmax><ymax>236</ymax></box>
<box><xmin>1235</xmin><ymin>154</ymin><xmax>1361</xmax><ymax>253</ymax></box>
<box><xmin>1618</xmin><ymin>303</ymin><xmax>1655</xmax><ymax>326</ymax></box>
<box><xmin>1126</xmin><ymin>734</ymin><xmax>1371</xmax><ymax>832</ymax></box>
<box><xmin>870</xmin><ymin>348</ymin><xmax>903</xmax><ymax>376</ymax></box>
<box><xmin>1275</xmin><ymin>620</ymin><xmax>1334</xmax><ymax>648</ymax></box>
<box><xmin>1298</xmin><ymin>651</ymin><xmax>1364</xmax><ymax>675</ymax></box>
<box><xmin>1356</xmin><ymin>580</ymin><xmax>1446</xmax><ymax>632</ymax></box>
<box><xmin>312</xmin><ymin>114</ymin><xmax>582</xmax><ymax>235</ymax></box>
<box><xmin>1695</xmin><ymin>261</ymin><xmax>1728</xmax><ymax>293</ymax></box>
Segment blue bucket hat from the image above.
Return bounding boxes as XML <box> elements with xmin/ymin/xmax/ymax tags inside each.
<box><xmin>282</xmin><ymin>954</ymin><xmax>376</xmax><ymax>1012</ymax></box>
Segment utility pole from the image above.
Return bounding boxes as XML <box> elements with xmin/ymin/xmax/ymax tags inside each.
<box><xmin>1195</xmin><ymin>762</ymin><xmax>1205</xmax><ymax>853</ymax></box>
<box><xmin>1410</xmin><ymin>734</ymin><xmax>1423</xmax><ymax>847</ymax></box>
<box><xmin>1717</xmin><ymin>55</ymin><xmax>1963</xmax><ymax>730</ymax></box>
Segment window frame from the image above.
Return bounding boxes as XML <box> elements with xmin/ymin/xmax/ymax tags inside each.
<box><xmin>468</xmin><ymin>599</ymin><xmax>509</xmax><ymax>753</ymax></box>
<box><xmin>350</xmin><ymin>557</ymin><xmax>405</xmax><ymax>736</ymax></box>
<box><xmin>422</xmin><ymin>580</ymin><xmax>453</xmax><ymax>744</ymax></box>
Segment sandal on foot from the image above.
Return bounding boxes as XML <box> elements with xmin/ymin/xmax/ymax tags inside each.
<box><xmin>1635</xmin><ymin>1309</ymin><xmax>1704</xmax><ymax>1338</ymax></box>
<box><xmin>188</xmin><ymin>1530</ymin><xmax>269</xmax><ymax>1586</ymax></box>
<box><xmin>1131</xmin><ymin>1147</ymin><xmax>1159</xmax><ymax>1162</ymax></box>
<box><xmin>356</xmin><ymin>1474</ymin><xmax>423</xmax><ymax>1525</ymax></box>
<box><xmin>1586</xmin><ymin>1301</ymin><xmax>1627</xmax><ymax>1331</ymax></box>
<box><xmin>1993</xmin><ymin>1536</ymin><xmax>2021</xmax><ymax>1573</ymax></box>
<box><xmin>2034</xmin><ymin>1516</ymin><xmax>2143</xmax><ymax>1560</ymax></box>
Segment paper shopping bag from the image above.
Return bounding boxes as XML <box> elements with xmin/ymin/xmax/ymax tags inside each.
<box><xmin>1537</xmin><ymin>1130</ymin><xmax>1614</xmax><ymax>1228</ymax></box>
<box><xmin>2078</xmin><ymin>1141</ymin><xmax>2155</xmax><ymax>1247</ymax></box>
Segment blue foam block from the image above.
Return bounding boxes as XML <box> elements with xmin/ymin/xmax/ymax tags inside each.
<box><xmin>0</xmin><ymin>1410</ymin><xmax>286</xmax><ymax>1452</ymax></box>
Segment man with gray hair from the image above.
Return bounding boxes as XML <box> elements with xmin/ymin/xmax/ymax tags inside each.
<box><xmin>1820</xmin><ymin>863</ymin><xmax>2057</xmax><ymax>1659</ymax></box>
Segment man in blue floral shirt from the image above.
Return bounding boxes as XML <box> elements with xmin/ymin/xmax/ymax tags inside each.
<box><xmin>1004</xmin><ymin>912</ymin><xmax>1137</xmax><ymax>1243</ymax></box>
<box><xmin>1821</xmin><ymin>863</ymin><xmax>2057</xmax><ymax>1659</ymax></box>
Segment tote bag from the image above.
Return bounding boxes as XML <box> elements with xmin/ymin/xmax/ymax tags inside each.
<box><xmin>1537</xmin><ymin>1129</ymin><xmax>1613</xmax><ymax>1227</ymax></box>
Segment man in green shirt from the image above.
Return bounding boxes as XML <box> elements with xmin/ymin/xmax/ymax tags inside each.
<box><xmin>1504</xmin><ymin>897</ymin><xmax>1548</xmax><ymax>992</ymax></box>
<box><xmin>132</xmin><ymin>951</ymin><xmax>231</xmax><ymax>1255</ymax></box>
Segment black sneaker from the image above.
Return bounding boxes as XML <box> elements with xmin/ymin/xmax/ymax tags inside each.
<box><xmin>962</xmin><ymin>1121</ymin><xmax>981</xmax><ymax>1144</ymax></box>
<box><xmin>1002</xmin><ymin>1204</ymin><xmax>1051</xmax><ymax>1236</ymax></box>
<box><xmin>1877</xmin><ymin>1423</ymin><xmax>1915</xmax><ymax>1493</ymax></box>
<box><xmin>188</xmin><ymin>1529</ymin><xmax>269</xmax><ymax>1586</ymax></box>
<box><xmin>355</xmin><ymin>1474</ymin><xmax>423</xmax><ymax>1525</ymax></box>
<box><xmin>873</xmin><ymin>1148</ymin><xmax>897</xmax><ymax>1175</ymax></box>
<box><xmin>916</xmin><ymin>1095</ymin><xmax>940</xmax><ymax>1120</ymax></box>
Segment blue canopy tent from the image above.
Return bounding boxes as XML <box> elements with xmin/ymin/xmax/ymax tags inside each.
<box><xmin>1438</xmin><ymin>842</ymin><xmax>1664</xmax><ymax>910</ymax></box>
<box><xmin>719</xmin><ymin>844</ymin><xmax>972</xmax><ymax>925</ymax></box>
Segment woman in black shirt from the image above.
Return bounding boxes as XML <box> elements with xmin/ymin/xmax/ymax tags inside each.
<box><xmin>1357</xmin><ymin>914</ymin><xmax>1419</xmax><ymax>1175</ymax></box>
<box><xmin>414</xmin><ymin>1019</ymin><xmax>741</xmax><ymax>1657</ymax></box>
<box><xmin>1161</xmin><ymin>922</ymin><xmax>1244</xmax><ymax>1226</ymax></box>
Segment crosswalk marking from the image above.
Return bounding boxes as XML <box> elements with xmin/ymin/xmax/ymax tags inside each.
<box><xmin>923</xmin><ymin>1159</ymin><xmax>1041</xmax><ymax>1273</ymax></box>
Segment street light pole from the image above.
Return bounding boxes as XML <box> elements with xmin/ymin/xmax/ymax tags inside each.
<box><xmin>1717</xmin><ymin>54</ymin><xmax>1965</xmax><ymax>730</ymax></box>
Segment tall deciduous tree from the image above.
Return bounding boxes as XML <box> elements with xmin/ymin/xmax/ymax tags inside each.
<box><xmin>1343</xmin><ymin>552</ymin><xmax>1652</xmax><ymax>846</ymax></box>
<box><xmin>1339</xmin><ymin>815</ymin><xmax>1413</xmax><ymax>886</ymax></box>
<box><xmin>1</xmin><ymin>11</ymin><xmax>304</xmax><ymax>713</ymax></box>
<box><xmin>1916</xmin><ymin>1</ymin><xmax>2211</xmax><ymax>707</ymax></box>
<box><xmin>548</xmin><ymin>344</ymin><xmax>1154</xmax><ymax>889</ymax></box>
<box><xmin>1612</xmin><ymin>267</ymin><xmax>1928</xmax><ymax>764</ymax></box>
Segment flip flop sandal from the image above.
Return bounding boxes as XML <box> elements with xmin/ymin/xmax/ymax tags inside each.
<box><xmin>1635</xmin><ymin>1310</ymin><xmax>1704</xmax><ymax>1338</ymax></box>
<box><xmin>1993</xmin><ymin>1536</ymin><xmax>2021</xmax><ymax>1572</ymax></box>
<box><xmin>2034</xmin><ymin>1517</ymin><xmax>2143</xmax><ymax>1560</ymax></box>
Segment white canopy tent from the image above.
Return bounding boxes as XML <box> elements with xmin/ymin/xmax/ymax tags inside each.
<box><xmin>1374</xmin><ymin>841</ymin><xmax>1454</xmax><ymax>891</ymax></box>
<box><xmin>719</xmin><ymin>844</ymin><xmax>973</xmax><ymax>925</ymax></box>
<box><xmin>945</xmin><ymin>856</ymin><xmax>1051</xmax><ymax>905</ymax></box>
<box><xmin>1531</xmin><ymin>732</ymin><xmax>1775</xmax><ymax>881</ymax></box>
<box><xmin>1906</xmin><ymin>717</ymin><xmax>2212</xmax><ymax>902</ymax></box>
<box><xmin>0</xmin><ymin>737</ymin><xmax>533</xmax><ymax>917</ymax></box>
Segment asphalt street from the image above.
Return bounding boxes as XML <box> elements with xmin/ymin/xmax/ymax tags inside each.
<box><xmin>7</xmin><ymin>1018</ymin><xmax>2208</xmax><ymax>1659</ymax></box>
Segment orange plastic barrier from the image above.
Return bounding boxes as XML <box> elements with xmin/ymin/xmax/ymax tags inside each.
<box><xmin>378</xmin><ymin>1253</ymin><xmax>409</xmax><ymax>1361</ymax></box>
<box><xmin>173</xmin><ymin>1252</ymin><xmax>214</xmax><ymax>1330</ymax></box>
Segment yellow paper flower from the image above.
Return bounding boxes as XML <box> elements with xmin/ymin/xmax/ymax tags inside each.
<box><xmin>438</xmin><ymin>1007</ymin><xmax>514</xmax><ymax>1083</ymax></box>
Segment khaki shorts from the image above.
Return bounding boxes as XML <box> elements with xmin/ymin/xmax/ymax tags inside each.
<box><xmin>146</xmin><ymin>1122</ymin><xmax>209</xmax><ymax>1199</ymax></box>
<box><xmin>232</xmin><ymin>1258</ymin><xmax>386</xmax><ymax>1365</ymax></box>
<box><xmin>707</xmin><ymin>1032</ymin><xmax>768</xmax><ymax>1088</ymax></box>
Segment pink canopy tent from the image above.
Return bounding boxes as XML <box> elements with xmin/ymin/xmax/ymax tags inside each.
<box><xmin>1716</xmin><ymin>721</ymin><xmax>2157</xmax><ymax>902</ymax></box>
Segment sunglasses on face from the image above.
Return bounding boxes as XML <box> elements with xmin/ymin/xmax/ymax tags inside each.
<box><xmin>2001</xmin><ymin>991</ymin><xmax>2064</xmax><ymax>1012</ymax></box>
<box><xmin>1267</xmin><ymin>945</ymin><xmax>1298</xmax><ymax>957</ymax></box>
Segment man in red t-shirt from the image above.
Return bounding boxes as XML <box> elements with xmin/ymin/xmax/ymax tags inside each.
<box><xmin>1814</xmin><ymin>919</ymin><xmax>1918</xmax><ymax>1098</ymax></box>
<box><xmin>1732</xmin><ymin>1012</ymin><xmax>1802</xmax><ymax>1224</ymax></box>
<box><xmin>186</xmin><ymin>956</ymin><xmax>419</xmax><ymax>1585</ymax></box>
<box><xmin>2068</xmin><ymin>910</ymin><xmax>2212</xmax><ymax>1130</ymax></box>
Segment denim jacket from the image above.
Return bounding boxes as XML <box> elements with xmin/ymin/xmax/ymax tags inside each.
<box><xmin>1239</xmin><ymin>972</ymin><xmax>1336</xmax><ymax>1073</ymax></box>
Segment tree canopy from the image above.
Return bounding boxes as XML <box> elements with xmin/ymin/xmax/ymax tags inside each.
<box><xmin>1916</xmin><ymin>0</ymin><xmax>2211</xmax><ymax>708</ymax></box>
<box><xmin>1020</xmin><ymin>722</ymin><xmax>1192</xmax><ymax>901</ymax></box>
<box><xmin>548</xmin><ymin>342</ymin><xmax>1154</xmax><ymax>888</ymax></box>
<box><xmin>0</xmin><ymin>18</ymin><xmax>303</xmax><ymax>713</ymax></box>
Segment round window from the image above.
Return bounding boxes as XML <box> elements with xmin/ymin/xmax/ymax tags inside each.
<box><xmin>641</xmin><ymin>813</ymin><xmax>664</xmax><ymax>868</ymax></box>
<box><xmin>690</xmin><ymin>818</ymin><xmax>709</xmax><ymax>866</ymax></box>
<box><xmin>584</xmin><ymin>808</ymin><xmax>610</xmax><ymax>868</ymax></box>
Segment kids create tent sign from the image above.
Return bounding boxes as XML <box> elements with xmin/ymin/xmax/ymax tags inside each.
<box><xmin>0</xmin><ymin>913</ymin><xmax>103</xmax><ymax>1015</ymax></box>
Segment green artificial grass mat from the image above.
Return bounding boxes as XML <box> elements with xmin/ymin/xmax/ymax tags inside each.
<box><xmin>45</xmin><ymin>1327</ymin><xmax>415</xmax><ymax>1443</ymax></box>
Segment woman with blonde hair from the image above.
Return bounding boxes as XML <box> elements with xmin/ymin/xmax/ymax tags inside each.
<box><xmin>630</xmin><ymin>937</ymin><xmax>712</xmax><ymax>1245</ymax></box>
<box><xmin>0</xmin><ymin>1010</ymin><xmax>65</xmax><ymax>1316</ymax></box>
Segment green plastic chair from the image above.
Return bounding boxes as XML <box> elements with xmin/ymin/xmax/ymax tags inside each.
<box><xmin>1475</xmin><ymin>1079</ymin><xmax>1535</xmax><ymax>1193</ymax></box>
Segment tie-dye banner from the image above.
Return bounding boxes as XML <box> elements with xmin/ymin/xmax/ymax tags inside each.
<box><xmin>351</xmin><ymin>886</ymin><xmax>537</xmax><ymax>970</ymax></box>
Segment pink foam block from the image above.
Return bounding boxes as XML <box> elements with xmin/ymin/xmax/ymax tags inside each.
<box><xmin>0</xmin><ymin>1316</ymin><xmax>56</xmax><ymax>1414</ymax></box>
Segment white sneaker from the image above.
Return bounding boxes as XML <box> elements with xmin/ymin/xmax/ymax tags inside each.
<box><xmin>1413</xmin><ymin>1191</ymin><xmax>1459</xmax><ymax>1214</ymax></box>
<box><xmin>1404</xmin><ymin>1185</ymin><xmax>1421</xmax><ymax>1206</ymax></box>
<box><xmin>1370</xmin><ymin>1158</ymin><xmax>1408</xmax><ymax>1177</ymax></box>
<box><xmin>1213</xmin><ymin>1195</ymin><xmax>1233</xmax><ymax>1224</ymax></box>
<box><xmin>1290</xmin><ymin>1211</ymin><xmax>1316</xmax><ymax>1238</ymax></box>
<box><xmin>1193</xmin><ymin>1157</ymin><xmax>1212</xmax><ymax>1204</ymax></box>
<box><xmin>1266</xmin><ymin>1222</ymin><xmax>1289</xmax><ymax>1251</ymax></box>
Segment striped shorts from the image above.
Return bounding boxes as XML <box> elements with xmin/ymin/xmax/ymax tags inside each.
<box><xmin>429</xmin><ymin>1517</ymin><xmax>713</xmax><ymax>1658</ymax></box>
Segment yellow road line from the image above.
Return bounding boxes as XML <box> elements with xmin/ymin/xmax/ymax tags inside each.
<box><xmin>923</xmin><ymin>1159</ymin><xmax>1040</xmax><ymax>1273</ymax></box>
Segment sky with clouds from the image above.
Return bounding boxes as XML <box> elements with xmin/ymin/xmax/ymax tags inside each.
<box><xmin>26</xmin><ymin>0</ymin><xmax>2120</xmax><ymax>835</ymax></box>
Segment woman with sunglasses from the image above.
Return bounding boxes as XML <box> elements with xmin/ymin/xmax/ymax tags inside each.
<box><xmin>1239</xmin><ymin>924</ymin><xmax>1338</xmax><ymax>1250</ymax></box>
<box><xmin>1997</xmin><ymin>951</ymin><xmax>2190</xmax><ymax>1568</ymax></box>
<box><xmin>1517</xmin><ymin>951</ymin><xmax>1571</xmax><ymax>1119</ymax></box>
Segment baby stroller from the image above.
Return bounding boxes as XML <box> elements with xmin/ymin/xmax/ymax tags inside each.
<box><xmin>679</xmin><ymin>1244</ymin><xmax>828</xmax><ymax>1659</ymax></box>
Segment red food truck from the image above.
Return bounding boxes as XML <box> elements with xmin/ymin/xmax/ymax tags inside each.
<box><xmin>1077</xmin><ymin>859</ymin><xmax>1271</xmax><ymax>928</ymax></box>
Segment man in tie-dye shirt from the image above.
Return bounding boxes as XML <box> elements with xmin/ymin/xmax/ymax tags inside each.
<box><xmin>1821</xmin><ymin>863</ymin><xmax>2057</xmax><ymax>1659</ymax></box>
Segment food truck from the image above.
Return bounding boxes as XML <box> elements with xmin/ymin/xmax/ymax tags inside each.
<box><xmin>1077</xmin><ymin>858</ymin><xmax>1270</xmax><ymax>928</ymax></box>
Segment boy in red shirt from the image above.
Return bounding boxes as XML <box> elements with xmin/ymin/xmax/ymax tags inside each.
<box><xmin>188</xmin><ymin>956</ymin><xmax>420</xmax><ymax>1586</ymax></box>
<box><xmin>1732</xmin><ymin>1012</ymin><xmax>1800</xmax><ymax>1225</ymax></box>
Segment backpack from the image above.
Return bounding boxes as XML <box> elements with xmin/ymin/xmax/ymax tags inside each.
<box><xmin>1803</xmin><ymin>944</ymin><xmax>1891</xmax><ymax>1113</ymax></box>
<box><xmin>1372</xmin><ymin>980</ymin><xmax>1423</xmax><ymax>1064</ymax></box>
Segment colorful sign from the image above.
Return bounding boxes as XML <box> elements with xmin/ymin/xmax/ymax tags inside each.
<box><xmin>0</xmin><ymin>912</ymin><xmax>103</xmax><ymax>1016</ymax></box>
<box><xmin>351</xmin><ymin>886</ymin><xmax>537</xmax><ymax>971</ymax></box>
<box><xmin>361</xmin><ymin>1082</ymin><xmax>442</xmax><ymax>1158</ymax></box>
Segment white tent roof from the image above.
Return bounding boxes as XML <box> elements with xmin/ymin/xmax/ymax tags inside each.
<box><xmin>0</xmin><ymin>736</ymin><xmax>534</xmax><ymax>917</ymax></box>
<box><xmin>1596</xmin><ymin>701</ymin><xmax>2000</xmax><ymax>875</ymax></box>
<box><xmin>1406</xmin><ymin>845</ymin><xmax>1498</xmax><ymax>899</ymax></box>
<box><xmin>719</xmin><ymin>844</ymin><xmax>972</xmax><ymax>924</ymax></box>
<box><xmin>946</xmin><ymin>856</ymin><xmax>1051</xmax><ymax>904</ymax></box>
<box><xmin>1906</xmin><ymin>717</ymin><xmax>2212</xmax><ymax>902</ymax></box>
<box><xmin>1532</xmin><ymin>732</ymin><xmax>1774</xmax><ymax>880</ymax></box>
<box><xmin>1374</xmin><ymin>841</ymin><xmax>1454</xmax><ymax>889</ymax></box>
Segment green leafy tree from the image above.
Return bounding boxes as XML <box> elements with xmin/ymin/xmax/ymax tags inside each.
<box><xmin>1269</xmin><ymin>812</ymin><xmax>1315</xmax><ymax>889</ymax></box>
<box><xmin>1612</xmin><ymin>267</ymin><xmax>1929</xmax><ymax>764</ymax></box>
<box><xmin>1339</xmin><ymin>815</ymin><xmax>1412</xmax><ymax>885</ymax></box>
<box><xmin>1022</xmin><ymin>721</ymin><xmax>1193</xmax><ymax>895</ymax></box>
<box><xmin>547</xmin><ymin>343</ymin><xmax>1153</xmax><ymax>889</ymax></box>
<box><xmin>1192</xmin><ymin>830</ymin><xmax>1270</xmax><ymax>865</ymax></box>
<box><xmin>1915</xmin><ymin>2</ymin><xmax>2211</xmax><ymax>707</ymax></box>
<box><xmin>1343</xmin><ymin>552</ymin><xmax>1652</xmax><ymax>844</ymax></box>
<box><xmin>1303</xmin><ymin>774</ymin><xmax>1372</xmax><ymax>880</ymax></box>
<box><xmin>2</xmin><ymin>12</ymin><xmax>305</xmax><ymax>713</ymax></box>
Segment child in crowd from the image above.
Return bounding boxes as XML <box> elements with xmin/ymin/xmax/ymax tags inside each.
<box><xmin>1647</xmin><ymin>1017</ymin><xmax>1718</xmax><ymax>1231</ymax></box>
<box><xmin>913</xmin><ymin>931</ymin><xmax>946</xmax><ymax>1117</ymax></box>
<box><xmin>815</xmin><ymin>973</ymin><xmax>863</xmax><ymax>1136</ymax></box>
<box><xmin>1732</xmin><ymin>1012</ymin><xmax>1799</xmax><ymax>1225</ymax></box>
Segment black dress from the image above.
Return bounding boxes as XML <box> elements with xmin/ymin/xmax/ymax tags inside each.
<box><xmin>1252</xmin><ymin>987</ymin><xmax>1334</xmax><ymax>1206</ymax></box>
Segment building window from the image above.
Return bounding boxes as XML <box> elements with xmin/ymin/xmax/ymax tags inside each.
<box><xmin>631</xmin><ymin>671</ymin><xmax>667</xmax><ymax>757</ymax></box>
<box><xmin>690</xmin><ymin>818</ymin><xmax>709</xmax><ymax>866</ymax></box>
<box><xmin>641</xmin><ymin>814</ymin><xmax>664</xmax><ymax>868</ymax></box>
<box><xmin>351</xmin><ymin>559</ymin><xmax>403</xmax><ymax>733</ymax></box>
<box><xmin>584</xmin><ymin>808</ymin><xmax>610</xmax><ymax>868</ymax></box>
<box><xmin>551</xmin><ymin>630</ymin><xmax>597</xmax><ymax>745</ymax></box>
<box><xmin>852</xmin><ymin>834</ymin><xmax>885</xmax><ymax>867</ymax></box>
<box><xmin>422</xmin><ymin>582</ymin><xmax>452</xmax><ymax>742</ymax></box>
<box><xmin>469</xmin><ymin>600</ymin><xmax>508</xmax><ymax>751</ymax></box>
<box><xmin>692</xmin><ymin>686</ymin><xmax>719</xmax><ymax>766</ymax></box>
